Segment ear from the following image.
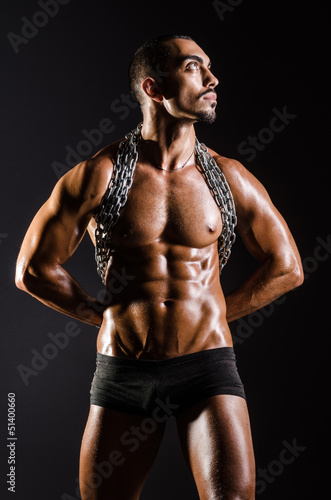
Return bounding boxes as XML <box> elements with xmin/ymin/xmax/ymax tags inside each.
<box><xmin>141</xmin><ymin>77</ymin><xmax>164</xmax><ymax>102</ymax></box>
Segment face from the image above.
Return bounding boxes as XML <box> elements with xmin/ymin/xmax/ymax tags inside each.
<box><xmin>158</xmin><ymin>38</ymin><xmax>219</xmax><ymax>124</ymax></box>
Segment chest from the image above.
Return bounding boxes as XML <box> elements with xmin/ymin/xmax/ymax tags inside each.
<box><xmin>111</xmin><ymin>164</ymin><xmax>223</xmax><ymax>249</ymax></box>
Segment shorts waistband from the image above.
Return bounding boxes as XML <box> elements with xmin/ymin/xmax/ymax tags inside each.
<box><xmin>96</xmin><ymin>347</ymin><xmax>236</xmax><ymax>369</ymax></box>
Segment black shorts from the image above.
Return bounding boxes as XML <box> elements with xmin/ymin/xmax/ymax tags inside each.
<box><xmin>90</xmin><ymin>347</ymin><xmax>245</xmax><ymax>417</ymax></box>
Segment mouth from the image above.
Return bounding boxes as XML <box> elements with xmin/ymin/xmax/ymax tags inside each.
<box><xmin>200</xmin><ymin>90</ymin><xmax>217</xmax><ymax>102</ymax></box>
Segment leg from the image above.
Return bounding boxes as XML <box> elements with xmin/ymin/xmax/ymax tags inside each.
<box><xmin>176</xmin><ymin>395</ymin><xmax>255</xmax><ymax>500</ymax></box>
<box><xmin>79</xmin><ymin>404</ymin><xmax>166</xmax><ymax>500</ymax></box>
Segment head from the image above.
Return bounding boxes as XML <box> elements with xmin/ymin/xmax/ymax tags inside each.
<box><xmin>129</xmin><ymin>35</ymin><xmax>219</xmax><ymax>124</ymax></box>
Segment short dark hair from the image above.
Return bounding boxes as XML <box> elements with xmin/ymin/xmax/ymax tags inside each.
<box><xmin>129</xmin><ymin>34</ymin><xmax>194</xmax><ymax>105</ymax></box>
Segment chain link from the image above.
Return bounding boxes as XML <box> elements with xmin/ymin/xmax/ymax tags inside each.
<box><xmin>94</xmin><ymin>123</ymin><xmax>142</xmax><ymax>283</ymax></box>
<box><xmin>194</xmin><ymin>138</ymin><xmax>237</xmax><ymax>272</ymax></box>
<box><xmin>94</xmin><ymin>123</ymin><xmax>237</xmax><ymax>284</ymax></box>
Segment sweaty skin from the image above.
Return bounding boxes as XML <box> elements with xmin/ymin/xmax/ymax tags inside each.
<box><xmin>15</xmin><ymin>37</ymin><xmax>304</xmax><ymax>499</ymax></box>
<box><xmin>15</xmin><ymin>140</ymin><xmax>303</xmax><ymax>360</ymax></box>
<box><xmin>89</xmin><ymin>140</ymin><xmax>303</xmax><ymax>361</ymax></box>
<box><xmin>94</xmin><ymin>142</ymin><xmax>230</xmax><ymax>359</ymax></box>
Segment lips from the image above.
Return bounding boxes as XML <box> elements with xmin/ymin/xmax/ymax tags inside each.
<box><xmin>201</xmin><ymin>91</ymin><xmax>217</xmax><ymax>101</ymax></box>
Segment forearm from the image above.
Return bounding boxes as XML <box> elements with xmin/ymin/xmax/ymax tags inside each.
<box><xmin>225</xmin><ymin>256</ymin><xmax>303</xmax><ymax>323</ymax></box>
<box><xmin>16</xmin><ymin>264</ymin><xmax>105</xmax><ymax>327</ymax></box>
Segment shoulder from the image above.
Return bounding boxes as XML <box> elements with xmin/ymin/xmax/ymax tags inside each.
<box><xmin>207</xmin><ymin>146</ymin><xmax>252</xmax><ymax>186</ymax></box>
<box><xmin>206</xmin><ymin>146</ymin><xmax>271</xmax><ymax>210</ymax></box>
<box><xmin>50</xmin><ymin>139</ymin><xmax>123</xmax><ymax>213</ymax></box>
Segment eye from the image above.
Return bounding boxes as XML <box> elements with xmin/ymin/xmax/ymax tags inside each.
<box><xmin>186</xmin><ymin>61</ymin><xmax>199</xmax><ymax>70</ymax></box>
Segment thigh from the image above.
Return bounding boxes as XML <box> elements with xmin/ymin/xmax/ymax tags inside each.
<box><xmin>79</xmin><ymin>404</ymin><xmax>166</xmax><ymax>500</ymax></box>
<box><xmin>176</xmin><ymin>395</ymin><xmax>255</xmax><ymax>500</ymax></box>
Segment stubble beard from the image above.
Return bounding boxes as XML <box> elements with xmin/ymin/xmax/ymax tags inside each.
<box><xmin>196</xmin><ymin>107</ymin><xmax>217</xmax><ymax>124</ymax></box>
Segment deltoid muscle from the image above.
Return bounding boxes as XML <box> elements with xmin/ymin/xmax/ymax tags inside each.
<box><xmin>94</xmin><ymin>123</ymin><xmax>237</xmax><ymax>284</ymax></box>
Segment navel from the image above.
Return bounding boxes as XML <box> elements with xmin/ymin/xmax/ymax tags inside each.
<box><xmin>162</xmin><ymin>299</ymin><xmax>173</xmax><ymax>307</ymax></box>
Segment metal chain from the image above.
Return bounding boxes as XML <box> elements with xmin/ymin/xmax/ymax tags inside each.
<box><xmin>94</xmin><ymin>123</ymin><xmax>237</xmax><ymax>284</ymax></box>
<box><xmin>94</xmin><ymin>123</ymin><xmax>142</xmax><ymax>283</ymax></box>
<box><xmin>194</xmin><ymin>137</ymin><xmax>237</xmax><ymax>272</ymax></box>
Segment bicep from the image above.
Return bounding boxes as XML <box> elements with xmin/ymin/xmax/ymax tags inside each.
<box><xmin>18</xmin><ymin>197</ymin><xmax>91</xmax><ymax>277</ymax></box>
<box><xmin>221</xmin><ymin>159</ymin><xmax>300</xmax><ymax>265</ymax></box>
<box><xmin>236</xmin><ymin>188</ymin><xmax>296</xmax><ymax>264</ymax></box>
<box><xmin>18</xmin><ymin>170</ymin><xmax>98</xmax><ymax>273</ymax></box>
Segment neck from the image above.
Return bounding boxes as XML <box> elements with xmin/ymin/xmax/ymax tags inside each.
<box><xmin>140</xmin><ymin>111</ymin><xmax>196</xmax><ymax>171</ymax></box>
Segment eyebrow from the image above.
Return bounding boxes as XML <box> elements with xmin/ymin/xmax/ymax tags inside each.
<box><xmin>176</xmin><ymin>54</ymin><xmax>211</xmax><ymax>68</ymax></box>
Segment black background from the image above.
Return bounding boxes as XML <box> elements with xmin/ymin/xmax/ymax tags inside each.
<box><xmin>0</xmin><ymin>0</ymin><xmax>330</xmax><ymax>498</ymax></box>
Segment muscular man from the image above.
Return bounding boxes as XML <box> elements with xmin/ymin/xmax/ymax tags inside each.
<box><xmin>15</xmin><ymin>35</ymin><xmax>303</xmax><ymax>500</ymax></box>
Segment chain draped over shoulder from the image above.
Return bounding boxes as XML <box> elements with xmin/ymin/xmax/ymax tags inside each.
<box><xmin>94</xmin><ymin>123</ymin><xmax>237</xmax><ymax>284</ymax></box>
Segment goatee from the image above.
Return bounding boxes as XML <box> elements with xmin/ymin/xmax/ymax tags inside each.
<box><xmin>196</xmin><ymin>109</ymin><xmax>217</xmax><ymax>124</ymax></box>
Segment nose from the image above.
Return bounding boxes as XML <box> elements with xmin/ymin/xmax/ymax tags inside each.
<box><xmin>204</xmin><ymin>67</ymin><xmax>219</xmax><ymax>89</ymax></box>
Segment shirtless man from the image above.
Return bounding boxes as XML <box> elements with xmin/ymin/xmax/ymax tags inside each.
<box><xmin>15</xmin><ymin>35</ymin><xmax>303</xmax><ymax>500</ymax></box>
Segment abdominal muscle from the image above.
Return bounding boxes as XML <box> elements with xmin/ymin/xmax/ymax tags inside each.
<box><xmin>96</xmin><ymin>243</ymin><xmax>233</xmax><ymax>360</ymax></box>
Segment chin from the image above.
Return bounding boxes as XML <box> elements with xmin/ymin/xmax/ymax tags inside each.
<box><xmin>196</xmin><ymin>110</ymin><xmax>217</xmax><ymax>124</ymax></box>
